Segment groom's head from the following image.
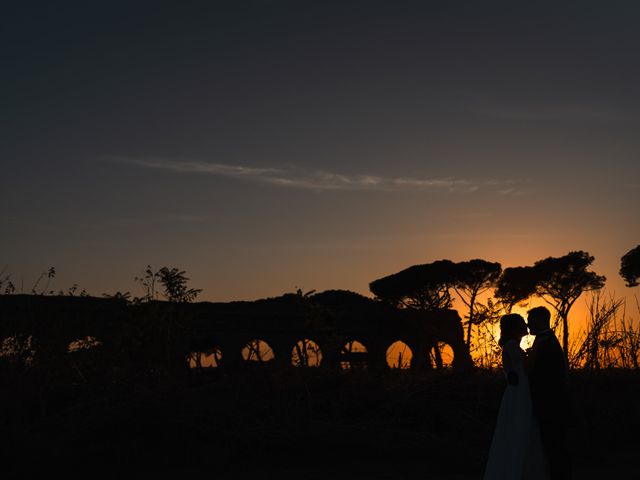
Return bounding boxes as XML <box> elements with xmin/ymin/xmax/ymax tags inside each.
<box><xmin>527</xmin><ymin>306</ymin><xmax>551</xmax><ymax>335</ymax></box>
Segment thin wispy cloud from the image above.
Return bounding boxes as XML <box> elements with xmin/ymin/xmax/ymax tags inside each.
<box><xmin>110</xmin><ymin>156</ymin><xmax>521</xmax><ymax>194</ymax></box>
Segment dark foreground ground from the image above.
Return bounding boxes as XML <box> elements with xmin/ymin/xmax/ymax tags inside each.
<box><xmin>2</xmin><ymin>368</ymin><xmax>639</xmax><ymax>479</ymax></box>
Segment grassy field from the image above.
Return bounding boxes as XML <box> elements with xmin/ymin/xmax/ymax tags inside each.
<box><xmin>2</xmin><ymin>368</ymin><xmax>639</xmax><ymax>479</ymax></box>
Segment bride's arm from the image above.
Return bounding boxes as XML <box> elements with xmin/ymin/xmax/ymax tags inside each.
<box><xmin>502</xmin><ymin>340</ymin><xmax>522</xmax><ymax>385</ymax></box>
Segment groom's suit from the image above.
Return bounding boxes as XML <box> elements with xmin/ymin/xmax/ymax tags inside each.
<box><xmin>528</xmin><ymin>330</ymin><xmax>570</xmax><ymax>480</ymax></box>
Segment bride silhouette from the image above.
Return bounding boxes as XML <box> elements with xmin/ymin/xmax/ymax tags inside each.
<box><xmin>484</xmin><ymin>314</ymin><xmax>549</xmax><ymax>480</ymax></box>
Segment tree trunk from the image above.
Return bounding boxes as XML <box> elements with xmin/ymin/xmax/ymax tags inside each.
<box><xmin>562</xmin><ymin>315</ymin><xmax>569</xmax><ymax>359</ymax></box>
<box><xmin>561</xmin><ymin>306</ymin><xmax>570</xmax><ymax>361</ymax></box>
<box><xmin>433</xmin><ymin>344</ymin><xmax>443</xmax><ymax>369</ymax></box>
<box><xmin>466</xmin><ymin>293</ymin><xmax>476</xmax><ymax>347</ymax></box>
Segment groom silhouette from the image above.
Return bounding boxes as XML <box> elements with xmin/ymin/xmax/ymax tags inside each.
<box><xmin>526</xmin><ymin>306</ymin><xmax>571</xmax><ymax>480</ymax></box>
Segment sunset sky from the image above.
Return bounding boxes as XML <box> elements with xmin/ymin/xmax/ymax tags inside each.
<box><xmin>3</xmin><ymin>2</ymin><xmax>639</xmax><ymax>323</ymax></box>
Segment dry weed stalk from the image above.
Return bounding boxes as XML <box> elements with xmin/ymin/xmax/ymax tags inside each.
<box><xmin>568</xmin><ymin>291</ymin><xmax>640</xmax><ymax>369</ymax></box>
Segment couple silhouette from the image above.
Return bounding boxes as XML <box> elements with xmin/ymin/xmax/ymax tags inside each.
<box><xmin>484</xmin><ymin>306</ymin><xmax>571</xmax><ymax>480</ymax></box>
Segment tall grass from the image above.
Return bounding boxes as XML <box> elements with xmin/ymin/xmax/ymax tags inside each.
<box><xmin>568</xmin><ymin>291</ymin><xmax>640</xmax><ymax>369</ymax></box>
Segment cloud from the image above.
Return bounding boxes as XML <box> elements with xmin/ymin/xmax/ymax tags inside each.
<box><xmin>120</xmin><ymin>158</ymin><xmax>281</xmax><ymax>177</ymax></box>
<box><xmin>109</xmin><ymin>156</ymin><xmax>521</xmax><ymax>194</ymax></box>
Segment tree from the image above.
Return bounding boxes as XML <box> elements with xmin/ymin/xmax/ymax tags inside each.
<box><xmin>494</xmin><ymin>266</ymin><xmax>539</xmax><ymax>313</ymax></box>
<box><xmin>135</xmin><ymin>265</ymin><xmax>202</xmax><ymax>303</ymax></box>
<box><xmin>369</xmin><ymin>260</ymin><xmax>457</xmax><ymax>310</ymax></box>
<box><xmin>534</xmin><ymin>251</ymin><xmax>606</xmax><ymax>355</ymax></box>
<box><xmin>157</xmin><ymin>267</ymin><xmax>202</xmax><ymax>303</ymax></box>
<box><xmin>452</xmin><ymin>259</ymin><xmax>502</xmax><ymax>347</ymax></box>
<box><xmin>369</xmin><ymin>260</ymin><xmax>457</xmax><ymax>368</ymax></box>
<box><xmin>134</xmin><ymin>265</ymin><xmax>160</xmax><ymax>302</ymax></box>
<box><xmin>620</xmin><ymin>244</ymin><xmax>640</xmax><ymax>287</ymax></box>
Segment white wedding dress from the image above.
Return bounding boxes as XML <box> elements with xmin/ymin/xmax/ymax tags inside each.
<box><xmin>483</xmin><ymin>339</ymin><xmax>549</xmax><ymax>480</ymax></box>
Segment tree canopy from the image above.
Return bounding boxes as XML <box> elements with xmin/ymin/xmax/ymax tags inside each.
<box><xmin>535</xmin><ymin>251</ymin><xmax>605</xmax><ymax>354</ymax></box>
<box><xmin>493</xmin><ymin>251</ymin><xmax>605</xmax><ymax>356</ymax></box>
<box><xmin>369</xmin><ymin>260</ymin><xmax>457</xmax><ymax>310</ymax></box>
<box><xmin>370</xmin><ymin>259</ymin><xmax>503</xmax><ymax>343</ymax></box>
<box><xmin>372</xmin><ymin>251</ymin><xmax>607</xmax><ymax>360</ymax></box>
<box><xmin>534</xmin><ymin>251</ymin><xmax>606</xmax><ymax>311</ymax></box>
<box><xmin>494</xmin><ymin>266</ymin><xmax>539</xmax><ymax>312</ymax></box>
<box><xmin>620</xmin><ymin>245</ymin><xmax>640</xmax><ymax>287</ymax></box>
<box><xmin>452</xmin><ymin>259</ymin><xmax>502</xmax><ymax>346</ymax></box>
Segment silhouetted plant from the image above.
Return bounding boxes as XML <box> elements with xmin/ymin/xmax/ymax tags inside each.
<box><xmin>534</xmin><ymin>250</ymin><xmax>606</xmax><ymax>356</ymax></box>
<box><xmin>493</xmin><ymin>253</ymin><xmax>605</xmax><ymax>357</ymax></box>
<box><xmin>66</xmin><ymin>335</ymin><xmax>107</xmax><ymax>385</ymax></box>
<box><xmin>0</xmin><ymin>335</ymin><xmax>36</xmax><ymax>368</ymax></box>
<box><xmin>188</xmin><ymin>348</ymin><xmax>222</xmax><ymax>369</ymax></box>
<box><xmin>292</xmin><ymin>339</ymin><xmax>323</xmax><ymax>367</ymax></box>
<box><xmin>31</xmin><ymin>266</ymin><xmax>56</xmax><ymax>295</ymax></box>
<box><xmin>157</xmin><ymin>267</ymin><xmax>202</xmax><ymax>303</ymax></box>
<box><xmin>452</xmin><ymin>259</ymin><xmax>502</xmax><ymax>347</ymax></box>
<box><xmin>568</xmin><ymin>291</ymin><xmax>640</xmax><ymax>369</ymax></box>
<box><xmin>242</xmin><ymin>339</ymin><xmax>275</xmax><ymax>362</ymax></box>
<box><xmin>134</xmin><ymin>266</ymin><xmax>202</xmax><ymax>303</ymax></box>
<box><xmin>102</xmin><ymin>291</ymin><xmax>132</xmax><ymax>301</ymax></box>
<box><xmin>369</xmin><ymin>260</ymin><xmax>459</xmax><ymax>368</ymax></box>
<box><xmin>0</xmin><ymin>267</ymin><xmax>15</xmax><ymax>295</ymax></box>
<box><xmin>620</xmin><ymin>244</ymin><xmax>640</xmax><ymax>287</ymax></box>
<box><xmin>617</xmin><ymin>297</ymin><xmax>640</xmax><ymax>369</ymax></box>
<box><xmin>569</xmin><ymin>291</ymin><xmax>624</xmax><ymax>369</ymax></box>
<box><xmin>369</xmin><ymin>260</ymin><xmax>457</xmax><ymax>310</ymax></box>
<box><xmin>67</xmin><ymin>336</ymin><xmax>102</xmax><ymax>353</ymax></box>
<box><xmin>134</xmin><ymin>265</ymin><xmax>160</xmax><ymax>301</ymax></box>
<box><xmin>0</xmin><ymin>266</ymin><xmax>89</xmax><ymax>297</ymax></box>
<box><xmin>494</xmin><ymin>266</ymin><xmax>539</xmax><ymax>313</ymax></box>
<box><xmin>294</xmin><ymin>287</ymin><xmax>316</xmax><ymax>298</ymax></box>
<box><xmin>470</xmin><ymin>298</ymin><xmax>503</xmax><ymax>368</ymax></box>
<box><xmin>60</xmin><ymin>283</ymin><xmax>88</xmax><ymax>297</ymax></box>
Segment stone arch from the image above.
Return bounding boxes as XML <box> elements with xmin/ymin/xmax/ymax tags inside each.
<box><xmin>241</xmin><ymin>339</ymin><xmax>275</xmax><ymax>363</ymax></box>
<box><xmin>188</xmin><ymin>347</ymin><xmax>222</xmax><ymax>368</ymax></box>
<box><xmin>419</xmin><ymin>308</ymin><xmax>473</xmax><ymax>370</ymax></box>
<box><xmin>386</xmin><ymin>340</ymin><xmax>413</xmax><ymax>369</ymax></box>
<box><xmin>291</xmin><ymin>338</ymin><xmax>323</xmax><ymax>367</ymax></box>
<box><xmin>429</xmin><ymin>341</ymin><xmax>454</xmax><ymax>369</ymax></box>
<box><xmin>340</xmin><ymin>339</ymin><xmax>368</xmax><ymax>370</ymax></box>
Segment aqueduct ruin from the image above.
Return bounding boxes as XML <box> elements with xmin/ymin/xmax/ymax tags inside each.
<box><xmin>0</xmin><ymin>290</ymin><xmax>472</xmax><ymax>373</ymax></box>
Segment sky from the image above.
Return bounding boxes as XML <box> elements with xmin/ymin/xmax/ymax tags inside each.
<box><xmin>2</xmin><ymin>2</ymin><xmax>639</xmax><ymax>322</ymax></box>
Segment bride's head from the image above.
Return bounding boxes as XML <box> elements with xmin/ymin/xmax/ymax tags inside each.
<box><xmin>499</xmin><ymin>314</ymin><xmax>527</xmax><ymax>347</ymax></box>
